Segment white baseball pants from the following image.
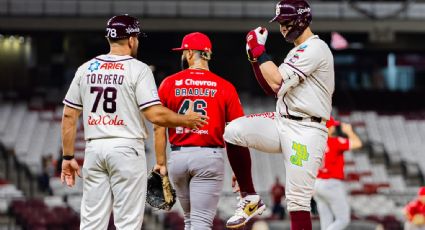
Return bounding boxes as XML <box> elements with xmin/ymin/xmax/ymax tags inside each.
<box><xmin>80</xmin><ymin>138</ymin><xmax>147</xmax><ymax>230</ymax></box>
<box><xmin>314</xmin><ymin>178</ymin><xmax>350</xmax><ymax>230</ymax></box>
<box><xmin>168</xmin><ymin>147</ymin><xmax>225</xmax><ymax>230</ymax></box>
<box><xmin>224</xmin><ymin>112</ymin><xmax>327</xmax><ymax>212</ymax></box>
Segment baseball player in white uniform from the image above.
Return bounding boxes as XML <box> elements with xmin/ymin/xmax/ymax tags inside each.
<box><xmin>60</xmin><ymin>15</ymin><xmax>207</xmax><ymax>230</ymax></box>
<box><xmin>224</xmin><ymin>1</ymin><xmax>334</xmax><ymax>229</ymax></box>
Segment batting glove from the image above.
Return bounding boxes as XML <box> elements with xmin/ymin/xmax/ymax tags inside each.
<box><xmin>246</xmin><ymin>27</ymin><xmax>268</xmax><ymax>59</ymax></box>
<box><xmin>246</xmin><ymin>44</ymin><xmax>255</xmax><ymax>62</ymax></box>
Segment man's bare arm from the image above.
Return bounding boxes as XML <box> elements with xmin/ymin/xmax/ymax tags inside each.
<box><xmin>142</xmin><ymin>103</ymin><xmax>208</xmax><ymax>129</ymax></box>
<box><xmin>62</xmin><ymin>105</ymin><xmax>82</xmax><ymax>156</ymax></box>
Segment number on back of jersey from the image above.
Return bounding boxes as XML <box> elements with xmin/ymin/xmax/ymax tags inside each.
<box><xmin>90</xmin><ymin>86</ymin><xmax>117</xmax><ymax>113</ymax></box>
<box><xmin>178</xmin><ymin>99</ymin><xmax>207</xmax><ymax>116</ymax></box>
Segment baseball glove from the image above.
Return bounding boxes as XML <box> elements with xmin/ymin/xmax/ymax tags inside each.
<box><xmin>146</xmin><ymin>170</ymin><xmax>176</xmax><ymax>211</ymax></box>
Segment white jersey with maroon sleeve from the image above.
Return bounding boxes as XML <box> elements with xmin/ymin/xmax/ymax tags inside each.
<box><xmin>277</xmin><ymin>35</ymin><xmax>334</xmax><ymax>120</ymax></box>
<box><xmin>63</xmin><ymin>54</ymin><xmax>161</xmax><ymax>140</ymax></box>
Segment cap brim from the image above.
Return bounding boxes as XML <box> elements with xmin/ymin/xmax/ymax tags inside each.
<box><xmin>172</xmin><ymin>47</ymin><xmax>185</xmax><ymax>51</ymax></box>
<box><xmin>269</xmin><ymin>15</ymin><xmax>279</xmax><ymax>23</ymax></box>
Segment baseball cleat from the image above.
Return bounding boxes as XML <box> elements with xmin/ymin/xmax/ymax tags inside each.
<box><xmin>226</xmin><ymin>193</ymin><xmax>266</xmax><ymax>229</ymax></box>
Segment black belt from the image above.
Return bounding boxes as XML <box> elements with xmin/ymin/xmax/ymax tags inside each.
<box><xmin>171</xmin><ymin>145</ymin><xmax>222</xmax><ymax>151</ymax></box>
<box><xmin>282</xmin><ymin>114</ymin><xmax>323</xmax><ymax>123</ymax></box>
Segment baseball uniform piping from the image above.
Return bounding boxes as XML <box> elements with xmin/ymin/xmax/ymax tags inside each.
<box><xmin>95</xmin><ymin>57</ymin><xmax>134</xmax><ymax>62</ymax></box>
<box><xmin>285</xmin><ymin>62</ymin><xmax>308</xmax><ymax>79</ymax></box>
<box><xmin>63</xmin><ymin>99</ymin><xmax>83</xmax><ymax>109</ymax></box>
<box><xmin>138</xmin><ymin>99</ymin><xmax>161</xmax><ymax>109</ymax></box>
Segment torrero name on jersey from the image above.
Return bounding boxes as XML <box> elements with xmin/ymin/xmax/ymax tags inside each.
<box><xmin>174</xmin><ymin>78</ymin><xmax>217</xmax><ymax>97</ymax></box>
<box><xmin>86</xmin><ymin>73</ymin><xmax>125</xmax><ymax>85</ymax></box>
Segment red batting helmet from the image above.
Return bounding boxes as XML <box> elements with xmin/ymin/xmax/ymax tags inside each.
<box><xmin>105</xmin><ymin>14</ymin><xmax>142</xmax><ymax>39</ymax></box>
<box><xmin>270</xmin><ymin>0</ymin><xmax>312</xmax><ymax>43</ymax></box>
<box><xmin>172</xmin><ymin>32</ymin><xmax>212</xmax><ymax>52</ymax></box>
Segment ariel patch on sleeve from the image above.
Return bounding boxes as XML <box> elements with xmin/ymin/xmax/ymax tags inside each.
<box><xmin>289</xmin><ymin>53</ymin><xmax>300</xmax><ymax>63</ymax></box>
<box><xmin>296</xmin><ymin>44</ymin><xmax>308</xmax><ymax>53</ymax></box>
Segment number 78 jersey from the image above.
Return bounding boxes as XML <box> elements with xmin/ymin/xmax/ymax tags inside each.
<box><xmin>63</xmin><ymin>54</ymin><xmax>161</xmax><ymax>140</ymax></box>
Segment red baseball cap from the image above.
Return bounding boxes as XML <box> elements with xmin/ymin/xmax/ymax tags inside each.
<box><xmin>326</xmin><ymin>116</ymin><xmax>340</xmax><ymax>128</ymax></box>
<box><xmin>418</xmin><ymin>187</ymin><xmax>425</xmax><ymax>196</ymax></box>
<box><xmin>172</xmin><ymin>32</ymin><xmax>212</xmax><ymax>52</ymax></box>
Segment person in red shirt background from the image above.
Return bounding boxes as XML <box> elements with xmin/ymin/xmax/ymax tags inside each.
<box><xmin>153</xmin><ymin>32</ymin><xmax>265</xmax><ymax>229</ymax></box>
<box><xmin>270</xmin><ymin>176</ymin><xmax>286</xmax><ymax>220</ymax></box>
<box><xmin>404</xmin><ymin>187</ymin><xmax>425</xmax><ymax>230</ymax></box>
<box><xmin>313</xmin><ymin>116</ymin><xmax>363</xmax><ymax>230</ymax></box>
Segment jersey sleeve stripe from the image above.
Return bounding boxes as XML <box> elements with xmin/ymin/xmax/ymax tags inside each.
<box><xmin>285</xmin><ymin>62</ymin><xmax>308</xmax><ymax>79</ymax></box>
<box><xmin>63</xmin><ymin>99</ymin><xmax>83</xmax><ymax>109</ymax></box>
<box><xmin>138</xmin><ymin>99</ymin><xmax>161</xmax><ymax>109</ymax></box>
<box><xmin>95</xmin><ymin>57</ymin><xmax>134</xmax><ymax>62</ymax></box>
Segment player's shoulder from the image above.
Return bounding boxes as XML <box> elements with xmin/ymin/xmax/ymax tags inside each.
<box><xmin>300</xmin><ymin>36</ymin><xmax>329</xmax><ymax>52</ymax></box>
<box><xmin>199</xmin><ymin>71</ymin><xmax>235</xmax><ymax>88</ymax></box>
<box><xmin>121</xmin><ymin>56</ymin><xmax>151</xmax><ymax>72</ymax></box>
<box><xmin>160</xmin><ymin>70</ymin><xmax>186</xmax><ymax>86</ymax></box>
<box><xmin>328</xmin><ymin>136</ymin><xmax>347</xmax><ymax>145</ymax></box>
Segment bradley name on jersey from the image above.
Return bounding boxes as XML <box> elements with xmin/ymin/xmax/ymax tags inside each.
<box><xmin>174</xmin><ymin>78</ymin><xmax>217</xmax><ymax>97</ymax></box>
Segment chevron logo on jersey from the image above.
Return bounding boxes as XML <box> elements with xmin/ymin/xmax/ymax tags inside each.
<box><xmin>175</xmin><ymin>80</ymin><xmax>183</xmax><ymax>86</ymax></box>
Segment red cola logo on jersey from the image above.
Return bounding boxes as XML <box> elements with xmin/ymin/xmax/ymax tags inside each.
<box><xmin>88</xmin><ymin>115</ymin><xmax>125</xmax><ymax>126</ymax></box>
<box><xmin>100</xmin><ymin>62</ymin><xmax>125</xmax><ymax>70</ymax></box>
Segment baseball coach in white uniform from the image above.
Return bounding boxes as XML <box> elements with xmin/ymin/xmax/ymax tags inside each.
<box><xmin>60</xmin><ymin>15</ymin><xmax>207</xmax><ymax>230</ymax></box>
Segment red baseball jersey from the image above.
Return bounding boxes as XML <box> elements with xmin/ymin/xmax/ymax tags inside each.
<box><xmin>158</xmin><ymin>69</ymin><xmax>244</xmax><ymax>147</ymax></box>
<box><xmin>317</xmin><ymin>137</ymin><xmax>350</xmax><ymax>180</ymax></box>
<box><xmin>405</xmin><ymin>200</ymin><xmax>425</xmax><ymax>220</ymax></box>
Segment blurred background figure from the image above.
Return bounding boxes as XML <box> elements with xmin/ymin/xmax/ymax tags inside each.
<box><xmin>314</xmin><ymin>117</ymin><xmax>363</xmax><ymax>230</ymax></box>
<box><xmin>404</xmin><ymin>187</ymin><xmax>425</xmax><ymax>230</ymax></box>
<box><xmin>270</xmin><ymin>176</ymin><xmax>286</xmax><ymax>220</ymax></box>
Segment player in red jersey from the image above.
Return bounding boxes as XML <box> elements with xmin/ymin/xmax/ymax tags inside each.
<box><xmin>313</xmin><ymin>116</ymin><xmax>362</xmax><ymax>230</ymax></box>
<box><xmin>405</xmin><ymin>187</ymin><xmax>425</xmax><ymax>230</ymax></box>
<box><xmin>153</xmin><ymin>32</ymin><xmax>265</xmax><ymax>229</ymax></box>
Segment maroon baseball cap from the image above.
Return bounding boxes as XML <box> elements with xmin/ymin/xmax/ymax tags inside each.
<box><xmin>105</xmin><ymin>14</ymin><xmax>142</xmax><ymax>39</ymax></box>
<box><xmin>326</xmin><ymin>116</ymin><xmax>340</xmax><ymax>128</ymax></box>
<box><xmin>172</xmin><ymin>32</ymin><xmax>212</xmax><ymax>52</ymax></box>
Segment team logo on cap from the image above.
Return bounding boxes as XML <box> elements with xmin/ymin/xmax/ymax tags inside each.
<box><xmin>126</xmin><ymin>27</ymin><xmax>140</xmax><ymax>34</ymax></box>
<box><xmin>276</xmin><ymin>4</ymin><xmax>281</xmax><ymax>15</ymax></box>
<box><xmin>297</xmin><ymin>7</ymin><xmax>311</xmax><ymax>15</ymax></box>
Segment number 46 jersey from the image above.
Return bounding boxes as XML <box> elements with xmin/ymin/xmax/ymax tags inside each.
<box><xmin>158</xmin><ymin>68</ymin><xmax>244</xmax><ymax>147</ymax></box>
<box><xmin>63</xmin><ymin>54</ymin><xmax>161</xmax><ymax>140</ymax></box>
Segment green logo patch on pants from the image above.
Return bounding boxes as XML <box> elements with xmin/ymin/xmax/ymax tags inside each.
<box><xmin>290</xmin><ymin>142</ymin><xmax>309</xmax><ymax>166</ymax></box>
